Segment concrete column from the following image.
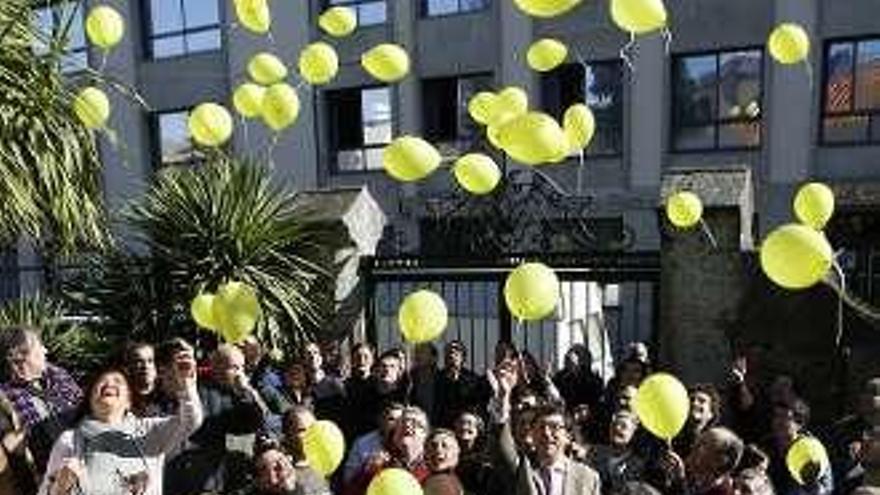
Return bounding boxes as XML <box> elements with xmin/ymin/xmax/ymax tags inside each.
<box><xmin>629</xmin><ymin>34</ymin><xmax>665</xmax><ymax>189</ymax></box>
<box><xmin>498</xmin><ymin>2</ymin><xmax>533</xmax><ymax>95</ymax></box>
<box><xmin>393</xmin><ymin>1</ymin><xmax>420</xmax><ymax>134</ymax></box>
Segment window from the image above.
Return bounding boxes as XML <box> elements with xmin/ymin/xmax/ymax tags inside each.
<box><xmin>540</xmin><ymin>61</ymin><xmax>624</xmax><ymax>157</ymax></box>
<box><xmin>423</xmin><ymin>0</ymin><xmax>489</xmax><ymax>17</ymax></box>
<box><xmin>821</xmin><ymin>38</ymin><xmax>880</xmax><ymax>145</ymax></box>
<box><xmin>327</xmin><ymin>87</ymin><xmax>393</xmax><ymax>173</ymax></box>
<box><xmin>422</xmin><ymin>74</ymin><xmax>493</xmax><ymax>153</ymax></box>
<box><xmin>33</xmin><ymin>1</ymin><xmax>88</xmax><ymax>73</ymax></box>
<box><xmin>671</xmin><ymin>49</ymin><xmax>763</xmax><ymax>151</ymax></box>
<box><xmin>145</xmin><ymin>0</ymin><xmax>222</xmax><ymax>59</ymax></box>
<box><xmin>327</xmin><ymin>0</ymin><xmax>386</xmax><ymax>27</ymax></box>
<box><xmin>151</xmin><ymin>110</ymin><xmax>201</xmax><ymax>168</ymax></box>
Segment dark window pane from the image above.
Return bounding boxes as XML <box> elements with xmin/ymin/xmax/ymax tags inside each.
<box><xmin>186</xmin><ymin>29</ymin><xmax>222</xmax><ymax>53</ymax></box>
<box><xmin>586</xmin><ymin>63</ymin><xmax>623</xmax><ymax>155</ymax></box>
<box><xmin>184</xmin><ymin>0</ymin><xmax>220</xmax><ymax>29</ymax></box>
<box><xmin>822</xmin><ymin>115</ymin><xmax>869</xmax><ymax>143</ymax></box>
<box><xmin>423</xmin><ymin>78</ymin><xmax>458</xmax><ymax>142</ymax></box>
<box><xmin>825</xmin><ymin>43</ymin><xmax>854</xmax><ymax>113</ymax></box>
<box><xmin>718</xmin><ymin>50</ymin><xmax>761</xmax><ymax>119</ymax></box>
<box><xmin>427</xmin><ymin>0</ymin><xmax>459</xmax><ymax>16</ymax></box>
<box><xmin>328</xmin><ymin>85</ymin><xmax>394</xmax><ymax>172</ymax></box>
<box><xmin>855</xmin><ymin>40</ymin><xmax>880</xmax><ymax>110</ymax></box>
<box><xmin>675</xmin><ymin>55</ymin><xmax>717</xmax><ymax>126</ymax></box>
<box><xmin>674</xmin><ymin>126</ymin><xmax>715</xmax><ymax>150</ymax></box>
<box><xmin>151</xmin><ymin>0</ymin><xmax>182</xmax><ymax>34</ymax></box>
<box><xmin>457</xmin><ymin>75</ymin><xmax>492</xmax><ymax>143</ymax></box>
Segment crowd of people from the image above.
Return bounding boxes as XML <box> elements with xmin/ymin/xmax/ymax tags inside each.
<box><xmin>0</xmin><ymin>325</ymin><xmax>875</xmax><ymax>495</ymax></box>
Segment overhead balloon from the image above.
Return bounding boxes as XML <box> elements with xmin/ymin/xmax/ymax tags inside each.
<box><xmin>489</xmin><ymin>87</ymin><xmax>529</xmax><ymax>127</ymax></box>
<box><xmin>760</xmin><ymin>223</ymin><xmax>833</xmax><ymax>290</ymax></box>
<box><xmin>498</xmin><ymin>112</ymin><xmax>568</xmax><ymax>166</ymax></box>
<box><xmin>382</xmin><ymin>136</ymin><xmax>441</xmax><ymax>182</ymax></box>
<box><xmin>319</xmin><ymin>6</ymin><xmax>357</xmax><ymax>38</ymax></box>
<box><xmin>213</xmin><ymin>281</ymin><xmax>262</xmax><ymax>344</ymax></box>
<box><xmin>234</xmin><ymin>0</ymin><xmax>271</xmax><ymax>34</ymax></box>
<box><xmin>362</xmin><ymin>44</ymin><xmax>410</xmax><ymax>83</ymax></box>
<box><xmin>793</xmin><ymin>182</ymin><xmax>834</xmax><ymax>231</ymax></box>
<box><xmin>299</xmin><ymin>42</ymin><xmax>339</xmax><ymax>85</ymax></box>
<box><xmin>303</xmin><ymin>420</ymin><xmax>346</xmax><ymax>477</ymax></box>
<box><xmin>610</xmin><ymin>0</ymin><xmax>668</xmax><ymax>35</ymax></box>
<box><xmin>73</xmin><ymin>87</ymin><xmax>111</xmax><ymax>130</ymax></box>
<box><xmin>468</xmin><ymin>92</ymin><xmax>497</xmax><ymax>126</ymax></box>
<box><xmin>504</xmin><ymin>262</ymin><xmax>560</xmax><ymax>321</ymax></box>
<box><xmin>666</xmin><ymin>191</ymin><xmax>703</xmax><ymax>229</ymax></box>
<box><xmin>233</xmin><ymin>83</ymin><xmax>266</xmax><ymax>119</ymax></box>
<box><xmin>769</xmin><ymin>23</ymin><xmax>810</xmax><ymax>65</ymax></box>
<box><xmin>189</xmin><ymin>103</ymin><xmax>234</xmax><ymax>147</ymax></box>
<box><xmin>191</xmin><ymin>293</ymin><xmax>219</xmax><ymax>331</ymax></box>
<box><xmin>398</xmin><ymin>290</ymin><xmax>448</xmax><ymax>344</ymax></box>
<box><xmin>634</xmin><ymin>373</ymin><xmax>690</xmax><ymax>441</ymax></box>
<box><xmin>563</xmin><ymin>104</ymin><xmax>595</xmax><ymax>152</ymax></box>
<box><xmin>513</xmin><ymin>0</ymin><xmax>583</xmax><ymax>18</ymax></box>
<box><xmin>454</xmin><ymin>154</ymin><xmax>501</xmax><ymax>195</ymax></box>
<box><xmin>261</xmin><ymin>83</ymin><xmax>300</xmax><ymax>132</ymax></box>
<box><xmin>248</xmin><ymin>52</ymin><xmax>288</xmax><ymax>85</ymax></box>
<box><xmin>786</xmin><ymin>436</ymin><xmax>829</xmax><ymax>485</ymax></box>
<box><xmin>85</xmin><ymin>5</ymin><xmax>125</xmax><ymax>50</ymax></box>
<box><xmin>527</xmin><ymin>38</ymin><xmax>569</xmax><ymax>72</ymax></box>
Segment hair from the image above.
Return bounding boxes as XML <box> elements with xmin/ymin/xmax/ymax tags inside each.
<box><xmin>456</xmin><ymin>410</ymin><xmax>485</xmax><ymax>434</ymax></box>
<box><xmin>282</xmin><ymin>404</ymin><xmax>315</xmax><ymax>437</ymax></box>
<box><xmin>737</xmin><ymin>443</ymin><xmax>770</xmax><ymax>473</ymax></box>
<box><xmin>690</xmin><ymin>383</ymin><xmax>722</xmax><ymax>422</ymax></box>
<box><xmin>351</xmin><ymin>341</ymin><xmax>375</xmax><ymax>357</ymax></box>
<box><xmin>79</xmin><ymin>365</ymin><xmax>132</xmax><ymax>419</ymax></box>
<box><xmin>776</xmin><ymin>397</ymin><xmax>811</xmax><ymax>427</ymax></box>
<box><xmin>611</xmin><ymin>408</ymin><xmax>639</xmax><ymax>425</ymax></box>
<box><xmin>446</xmin><ymin>340</ymin><xmax>466</xmax><ymax>357</ymax></box>
<box><xmin>529</xmin><ymin>402</ymin><xmax>573</xmax><ymax>434</ymax></box>
<box><xmin>155</xmin><ymin>338</ymin><xmax>192</xmax><ymax>369</ymax></box>
<box><xmin>416</xmin><ymin>343</ymin><xmax>438</xmax><ymax>358</ymax></box>
<box><xmin>708</xmin><ymin>427</ymin><xmax>745</xmax><ymax>475</ymax></box>
<box><xmin>120</xmin><ymin>341</ymin><xmax>153</xmax><ymax>364</ymax></box>
<box><xmin>427</xmin><ymin>428</ymin><xmax>457</xmax><ymax>443</ymax></box>
<box><xmin>734</xmin><ymin>468</ymin><xmax>775</xmax><ymax>495</ymax></box>
<box><xmin>400</xmin><ymin>405</ymin><xmax>429</xmax><ymax>429</ymax></box>
<box><xmin>378</xmin><ymin>349</ymin><xmax>403</xmax><ymax>363</ymax></box>
<box><xmin>0</xmin><ymin>326</ymin><xmax>40</xmax><ymax>372</ymax></box>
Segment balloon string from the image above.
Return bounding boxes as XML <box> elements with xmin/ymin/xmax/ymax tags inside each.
<box><xmin>620</xmin><ymin>33</ymin><xmax>636</xmax><ymax>73</ymax></box>
<box><xmin>576</xmin><ymin>150</ymin><xmax>585</xmax><ymax>195</ymax></box>
<box><xmin>267</xmin><ymin>31</ymin><xmax>276</xmax><ymax>48</ymax></box>
<box><xmin>267</xmin><ymin>134</ymin><xmax>280</xmax><ymax>168</ymax></box>
<box><xmin>97</xmin><ymin>50</ymin><xmax>108</xmax><ymax>74</ymax></box>
<box><xmin>824</xmin><ymin>265</ymin><xmax>880</xmax><ymax>324</ymax></box>
<box><xmin>240</xmin><ymin>117</ymin><xmax>250</xmax><ymax>150</ymax></box>
<box><xmin>662</xmin><ymin>27</ymin><xmax>673</xmax><ymax>56</ymax></box>
<box><xmin>832</xmin><ymin>260</ymin><xmax>846</xmax><ymax>349</ymax></box>
<box><xmin>699</xmin><ymin>219</ymin><xmax>718</xmax><ymax>249</ymax></box>
<box><xmin>804</xmin><ymin>60</ymin><xmax>815</xmax><ymax>91</ymax></box>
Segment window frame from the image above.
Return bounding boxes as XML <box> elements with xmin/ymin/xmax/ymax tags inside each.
<box><xmin>819</xmin><ymin>35</ymin><xmax>880</xmax><ymax>147</ymax></box>
<box><xmin>324</xmin><ymin>0</ymin><xmax>388</xmax><ymax>28</ymax></box>
<box><xmin>149</xmin><ymin>108</ymin><xmax>203</xmax><ymax>170</ymax></box>
<box><xmin>421</xmin><ymin>72</ymin><xmax>494</xmax><ymax>152</ymax></box>
<box><xmin>325</xmin><ymin>85</ymin><xmax>394</xmax><ymax>175</ymax></box>
<box><xmin>33</xmin><ymin>0</ymin><xmax>89</xmax><ymax>73</ymax></box>
<box><xmin>142</xmin><ymin>0</ymin><xmax>224</xmax><ymax>60</ymax></box>
<box><xmin>670</xmin><ymin>46</ymin><xmax>765</xmax><ymax>153</ymax></box>
<box><xmin>420</xmin><ymin>0</ymin><xmax>490</xmax><ymax>19</ymax></box>
<box><xmin>539</xmin><ymin>59</ymin><xmax>625</xmax><ymax>159</ymax></box>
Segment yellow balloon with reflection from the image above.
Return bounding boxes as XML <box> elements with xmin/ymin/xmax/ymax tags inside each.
<box><xmin>787</xmin><ymin>436</ymin><xmax>829</xmax><ymax>485</ymax></box>
<box><xmin>563</xmin><ymin>104</ymin><xmax>595</xmax><ymax>152</ymax></box>
<box><xmin>760</xmin><ymin>223</ymin><xmax>833</xmax><ymax>290</ymax></box>
<box><xmin>512</xmin><ymin>0</ymin><xmax>583</xmax><ymax>18</ymax></box>
<box><xmin>86</xmin><ymin>5</ymin><xmax>125</xmax><ymax>50</ymax></box>
<box><xmin>234</xmin><ymin>0</ymin><xmax>271</xmax><ymax>34</ymax></box>
<box><xmin>213</xmin><ymin>281</ymin><xmax>262</xmax><ymax>344</ymax></box>
<box><xmin>489</xmin><ymin>87</ymin><xmax>529</xmax><ymax>127</ymax></box>
<box><xmin>248</xmin><ymin>53</ymin><xmax>288</xmax><ymax>85</ymax></box>
<box><xmin>319</xmin><ymin>6</ymin><xmax>357</xmax><ymax>38</ymax></box>
<box><xmin>299</xmin><ymin>42</ymin><xmax>339</xmax><ymax>85</ymax></box>
<box><xmin>398</xmin><ymin>290</ymin><xmax>448</xmax><ymax>344</ymax></box>
<box><xmin>261</xmin><ymin>83</ymin><xmax>300</xmax><ymax>132</ymax></box>
<box><xmin>634</xmin><ymin>373</ymin><xmax>690</xmax><ymax>441</ymax></box>
<box><xmin>454</xmin><ymin>154</ymin><xmax>501</xmax><ymax>195</ymax></box>
<box><xmin>73</xmin><ymin>87</ymin><xmax>111</xmax><ymax>130</ymax></box>
<box><xmin>188</xmin><ymin>103</ymin><xmax>233</xmax><ymax>147</ymax></box>
<box><xmin>382</xmin><ymin>136</ymin><xmax>441</xmax><ymax>182</ymax></box>
<box><xmin>666</xmin><ymin>191</ymin><xmax>703</xmax><ymax>229</ymax></box>
<box><xmin>367</xmin><ymin>468</ymin><xmax>424</xmax><ymax>495</ymax></box>
<box><xmin>527</xmin><ymin>38</ymin><xmax>568</xmax><ymax>72</ymax></box>
<box><xmin>303</xmin><ymin>420</ymin><xmax>346</xmax><ymax>477</ymax></box>
<box><xmin>794</xmin><ymin>182</ymin><xmax>834</xmax><ymax>231</ymax></box>
<box><xmin>468</xmin><ymin>92</ymin><xmax>497</xmax><ymax>126</ymax></box>
<box><xmin>233</xmin><ymin>83</ymin><xmax>266</xmax><ymax>119</ymax></box>
<box><xmin>769</xmin><ymin>23</ymin><xmax>810</xmax><ymax>65</ymax></box>
<box><xmin>504</xmin><ymin>262</ymin><xmax>560</xmax><ymax>321</ymax></box>
<box><xmin>610</xmin><ymin>0</ymin><xmax>668</xmax><ymax>35</ymax></box>
<box><xmin>486</xmin><ymin>124</ymin><xmax>504</xmax><ymax>150</ymax></box>
<box><xmin>191</xmin><ymin>293</ymin><xmax>219</xmax><ymax>331</ymax></box>
<box><xmin>499</xmin><ymin>112</ymin><xmax>568</xmax><ymax>166</ymax></box>
<box><xmin>361</xmin><ymin>44</ymin><xmax>410</xmax><ymax>83</ymax></box>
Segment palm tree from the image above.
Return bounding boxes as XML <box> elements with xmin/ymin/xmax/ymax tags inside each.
<box><xmin>67</xmin><ymin>156</ymin><xmax>329</xmax><ymax>349</ymax></box>
<box><xmin>0</xmin><ymin>0</ymin><xmax>111</xmax><ymax>256</ymax></box>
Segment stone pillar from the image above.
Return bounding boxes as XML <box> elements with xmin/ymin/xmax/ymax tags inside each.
<box><xmin>658</xmin><ymin>168</ymin><xmax>754</xmax><ymax>384</ymax></box>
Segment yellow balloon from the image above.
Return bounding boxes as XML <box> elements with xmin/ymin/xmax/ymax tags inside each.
<box><xmin>634</xmin><ymin>373</ymin><xmax>690</xmax><ymax>441</ymax></box>
<box><xmin>794</xmin><ymin>183</ymin><xmax>834</xmax><ymax>231</ymax></box>
<box><xmin>234</xmin><ymin>0</ymin><xmax>271</xmax><ymax>34</ymax></box>
<box><xmin>786</xmin><ymin>436</ymin><xmax>829</xmax><ymax>485</ymax></box>
<box><xmin>261</xmin><ymin>83</ymin><xmax>300</xmax><ymax>132</ymax></box>
<box><xmin>361</xmin><ymin>44</ymin><xmax>411</xmax><ymax>83</ymax></box>
<box><xmin>498</xmin><ymin>112</ymin><xmax>568</xmax><ymax>166</ymax></box>
<box><xmin>398</xmin><ymin>290</ymin><xmax>448</xmax><ymax>344</ymax></box>
<box><xmin>769</xmin><ymin>23</ymin><xmax>810</xmax><ymax>65</ymax></box>
<box><xmin>527</xmin><ymin>38</ymin><xmax>569</xmax><ymax>72</ymax></box>
<box><xmin>86</xmin><ymin>5</ymin><xmax>125</xmax><ymax>50</ymax></box>
<box><xmin>454</xmin><ymin>154</ymin><xmax>501</xmax><ymax>195</ymax></box>
<box><xmin>303</xmin><ymin>420</ymin><xmax>346</xmax><ymax>477</ymax></box>
<box><xmin>610</xmin><ymin>0</ymin><xmax>668</xmax><ymax>35</ymax></box>
<box><xmin>213</xmin><ymin>281</ymin><xmax>262</xmax><ymax>344</ymax></box>
<box><xmin>563</xmin><ymin>104</ymin><xmax>595</xmax><ymax>152</ymax></box>
<box><xmin>191</xmin><ymin>293</ymin><xmax>218</xmax><ymax>331</ymax></box>
<box><xmin>468</xmin><ymin>92</ymin><xmax>497</xmax><ymax>126</ymax></box>
<box><xmin>248</xmin><ymin>52</ymin><xmax>288</xmax><ymax>85</ymax></box>
<box><xmin>666</xmin><ymin>191</ymin><xmax>703</xmax><ymax>229</ymax></box>
<box><xmin>382</xmin><ymin>136</ymin><xmax>441</xmax><ymax>182</ymax></box>
<box><xmin>298</xmin><ymin>42</ymin><xmax>339</xmax><ymax>85</ymax></box>
<box><xmin>188</xmin><ymin>103</ymin><xmax>233</xmax><ymax>147</ymax></box>
<box><xmin>73</xmin><ymin>87</ymin><xmax>110</xmax><ymax>130</ymax></box>
<box><xmin>233</xmin><ymin>83</ymin><xmax>266</xmax><ymax>119</ymax></box>
<box><xmin>319</xmin><ymin>6</ymin><xmax>357</xmax><ymax>37</ymax></box>
<box><xmin>504</xmin><ymin>262</ymin><xmax>560</xmax><ymax>321</ymax></box>
<box><xmin>512</xmin><ymin>0</ymin><xmax>583</xmax><ymax>18</ymax></box>
<box><xmin>486</xmin><ymin>124</ymin><xmax>504</xmax><ymax>150</ymax></box>
<box><xmin>760</xmin><ymin>224</ymin><xmax>833</xmax><ymax>290</ymax></box>
<box><xmin>488</xmin><ymin>87</ymin><xmax>529</xmax><ymax>128</ymax></box>
<box><xmin>367</xmin><ymin>469</ymin><xmax>424</xmax><ymax>495</ymax></box>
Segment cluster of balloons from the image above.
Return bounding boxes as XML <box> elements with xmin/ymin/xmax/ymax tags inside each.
<box><xmin>467</xmin><ymin>87</ymin><xmax>595</xmax><ymax>166</ymax></box>
<box><xmin>665</xmin><ymin>191</ymin><xmax>703</xmax><ymax>230</ymax></box>
<box><xmin>190</xmin><ymin>281</ymin><xmax>263</xmax><ymax>344</ymax></box>
<box><xmin>760</xmin><ymin>182</ymin><xmax>835</xmax><ymax>290</ymax></box>
<box><xmin>71</xmin><ymin>5</ymin><xmax>126</xmax><ymax>131</ymax></box>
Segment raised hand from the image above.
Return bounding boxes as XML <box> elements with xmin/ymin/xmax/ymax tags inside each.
<box><xmin>51</xmin><ymin>458</ymin><xmax>86</xmax><ymax>495</ymax></box>
<box><xmin>171</xmin><ymin>350</ymin><xmax>197</xmax><ymax>393</ymax></box>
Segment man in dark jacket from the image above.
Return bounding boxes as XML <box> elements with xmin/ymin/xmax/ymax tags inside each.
<box><xmin>435</xmin><ymin>341</ymin><xmax>491</xmax><ymax>428</ymax></box>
